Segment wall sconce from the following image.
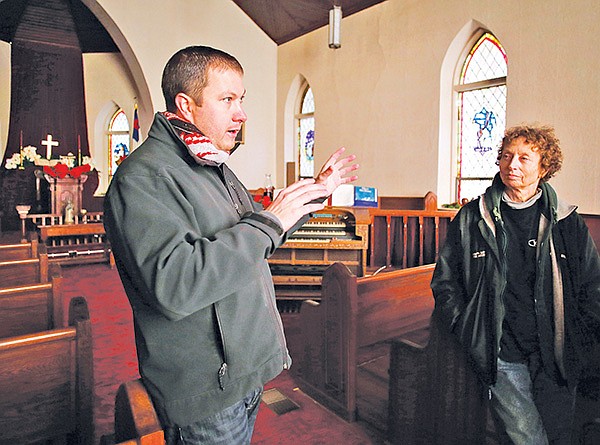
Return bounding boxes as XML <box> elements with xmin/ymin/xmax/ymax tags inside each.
<box><xmin>328</xmin><ymin>5</ymin><xmax>342</xmax><ymax>49</ymax></box>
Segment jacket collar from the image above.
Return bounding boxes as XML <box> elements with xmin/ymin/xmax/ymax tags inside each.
<box><xmin>481</xmin><ymin>172</ymin><xmax>575</xmax><ymax>226</ymax></box>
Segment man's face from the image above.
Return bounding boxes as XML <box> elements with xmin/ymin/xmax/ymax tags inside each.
<box><xmin>188</xmin><ymin>67</ymin><xmax>247</xmax><ymax>153</ymax></box>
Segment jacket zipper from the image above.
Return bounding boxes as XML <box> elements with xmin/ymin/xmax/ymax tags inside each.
<box><xmin>213</xmin><ymin>305</ymin><xmax>229</xmax><ymax>390</ymax></box>
<box><xmin>489</xmin><ymin>206</ymin><xmax>507</xmax><ymax>383</ymax></box>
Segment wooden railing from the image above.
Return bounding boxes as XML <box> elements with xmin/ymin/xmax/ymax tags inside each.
<box><xmin>24</xmin><ymin>212</ymin><xmax>113</xmax><ymax>267</ymax></box>
<box><xmin>367</xmin><ymin>192</ymin><xmax>457</xmax><ymax>271</ymax></box>
<box><xmin>368</xmin><ymin>208</ymin><xmax>457</xmax><ymax>270</ymax></box>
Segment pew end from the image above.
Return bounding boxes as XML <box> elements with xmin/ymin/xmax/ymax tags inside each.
<box><xmin>0</xmin><ymin>295</ymin><xmax>94</xmax><ymax>444</ymax></box>
<box><xmin>388</xmin><ymin>314</ymin><xmax>492</xmax><ymax>444</ymax></box>
<box><xmin>113</xmin><ymin>379</ymin><xmax>164</xmax><ymax>445</ymax></box>
<box><xmin>293</xmin><ymin>262</ymin><xmax>435</xmax><ymax>428</ymax></box>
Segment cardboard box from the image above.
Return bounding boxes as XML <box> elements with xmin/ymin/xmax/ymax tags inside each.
<box><xmin>330</xmin><ymin>184</ymin><xmax>378</xmax><ymax>207</ymax></box>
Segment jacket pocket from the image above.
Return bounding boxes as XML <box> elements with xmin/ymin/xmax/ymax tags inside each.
<box><xmin>213</xmin><ymin>304</ymin><xmax>231</xmax><ymax>390</ymax></box>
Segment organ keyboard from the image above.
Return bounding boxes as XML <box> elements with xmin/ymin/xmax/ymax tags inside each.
<box><xmin>268</xmin><ymin>207</ymin><xmax>370</xmax><ymax>307</ymax></box>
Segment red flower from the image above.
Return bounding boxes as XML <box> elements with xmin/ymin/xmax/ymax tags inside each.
<box><xmin>69</xmin><ymin>164</ymin><xmax>91</xmax><ymax>178</ymax></box>
<box><xmin>43</xmin><ymin>162</ymin><xmax>91</xmax><ymax>179</ymax></box>
<box><xmin>253</xmin><ymin>194</ymin><xmax>272</xmax><ymax>208</ymax></box>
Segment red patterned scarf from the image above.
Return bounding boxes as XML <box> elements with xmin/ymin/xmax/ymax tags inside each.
<box><xmin>162</xmin><ymin>111</ymin><xmax>230</xmax><ymax>166</ymax></box>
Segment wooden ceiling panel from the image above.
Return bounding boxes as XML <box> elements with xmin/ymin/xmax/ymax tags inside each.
<box><xmin>231</xmin><ymin>0</ymin><xmax>387</xmax><ymax>45</ymax></box>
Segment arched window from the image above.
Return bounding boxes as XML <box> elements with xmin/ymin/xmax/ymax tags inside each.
<box><xmin>455</xmin><ymin>32</ymin><xmax>507</xmax><ymax>202</ymax></box>
<box><xmin>296</xmin><ymin>83</ymin><xmax>315</xmax><ymax>178</ymax></box>
<box><xmin>108</xmin><ymin>108</ymin><xmax>130</xmax><ymax>178</ymax></box>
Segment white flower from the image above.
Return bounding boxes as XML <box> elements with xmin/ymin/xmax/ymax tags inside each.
<box><xmin>5</xmin><ymin>153</ymin><xmax>21</xmax><ymax>169</ymax></box>
<box><xmin>81</xmin><ymin>156</ymin><xmax>97</xmax><ymax>170</ymax></box>
<box><xmin>22</xmin><ymin>145</ymin><xmax>41</xmax><ymax>162</ymax></box>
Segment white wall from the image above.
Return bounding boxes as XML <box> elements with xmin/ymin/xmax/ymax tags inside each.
<box><xmin>276</xmin><ymin>0</ymin><xmax>600</xmax><ymax>213</ymax></box>
<box><xmin>83</xmin><ymin>52</ymin><xmax>139</xmax><ymax>195</ymax></box>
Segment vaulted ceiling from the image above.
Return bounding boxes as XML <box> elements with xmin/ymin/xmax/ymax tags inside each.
<box><xmin>0</xmin><ymin>0</ymin><xmax>387</xmax><ymax>51</ymax></box>
<box><xmin>232</xmin><ymin>0</ymin><xmax>386</xmax><ymax>45</ymax></box>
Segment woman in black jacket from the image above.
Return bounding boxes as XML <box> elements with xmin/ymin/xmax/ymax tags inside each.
<box><xmin>431</xmin><ymin>124</ymin><xmax>600</xmax><ymax>444</ymax></box>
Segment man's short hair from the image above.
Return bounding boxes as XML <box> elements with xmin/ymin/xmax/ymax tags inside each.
<box><xmin>161</xmin><ymin>46</ymin><xmax>244</xmax><ymax>113</ymax></box>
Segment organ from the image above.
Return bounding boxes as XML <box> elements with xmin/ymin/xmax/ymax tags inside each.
<box><xmin>268</xmin><ymin>207</ymin><xmax>370</xmax><ymax>305</ymax></box>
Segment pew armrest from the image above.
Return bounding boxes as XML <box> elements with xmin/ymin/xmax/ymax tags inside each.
<box><xmin>114</xmin><ymin>379</ymin><xmax>164</xmax><ymax>444</ymax></box>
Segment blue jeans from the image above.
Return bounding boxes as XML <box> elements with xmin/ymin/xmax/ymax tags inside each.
<box><xmin>165</xmin><ymin>387</ymin><xmax>263</xmax><ymax>445</ymax></box>
<box><xmin>490</xmin><ymin>355</ymin><xmax>576</xmax><ymax>445</ymax></box>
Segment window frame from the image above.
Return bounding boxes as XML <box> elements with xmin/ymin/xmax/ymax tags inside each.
<box><xmin>453</xmin><ymin>31</ymin><xmax>507</xmax><ymax>202</ymax></box>
<box><xmin>107</xmin><ymin>108</ymin><xmax>130</xmax><ymax>179</ymax></box>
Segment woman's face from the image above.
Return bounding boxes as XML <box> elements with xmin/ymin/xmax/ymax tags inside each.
<box><xmin>499</xmin><ymin>137</ymin><xmax>546</xmax><ymax>201</ymax></box>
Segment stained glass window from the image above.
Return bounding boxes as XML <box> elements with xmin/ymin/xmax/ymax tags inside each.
<box><xmin>108</xmin><ymin>109</ymin><xmax>130</xmax><ymax>178</ymax></box>
<box><xmin>456</xmin><ymin>33</ymin><xmax>507</xmax><ymax>202</ymax></box>
<box><xmin>297</xmin><ymin>85</ymin><xmax>315</xmax><ymax>178</ymax></box>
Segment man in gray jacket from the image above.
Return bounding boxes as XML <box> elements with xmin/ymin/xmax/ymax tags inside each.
<box><xmin>104</xmin><ymin>45</ymin><xmax>358</xmax><ymax>445</ymax></box>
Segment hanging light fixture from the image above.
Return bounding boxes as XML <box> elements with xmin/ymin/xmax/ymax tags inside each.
<box><xmin>328</xmin><ymin>4</ymin><xmax>342</xmax><ymax>49</ymax></box>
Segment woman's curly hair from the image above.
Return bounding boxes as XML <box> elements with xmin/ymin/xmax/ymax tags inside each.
<box><xmin>497</xmin><ymin>125</ymin><xmax>563</xmax><ymax>182</ymax></box>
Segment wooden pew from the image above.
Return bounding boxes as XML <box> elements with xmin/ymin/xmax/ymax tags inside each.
<box><xmin>0</xmin><ymin>296</ymin><xmax>94</xmax><ymax>444</ymax></box>
<box><xmin>0</xmin><ymin>238</ymin><xmax>38</xmax><ymax>261</ymax></box>
<box><xmin>292</xmin><ymin>262</ymin><xmax>435</xmax><ymax>433</ymax></box>
<box><xmin>388</xmin><ymin>315</ymin><xmax>490</xmax><ymax>444</ymax></box>
<box><xmin>38</xmin><ymin>221</ymin><xmax>115</xmax><ymax>268</ymax></box>
<box><xmin>0</xmin><ymin>273</ymin><xmax>64</xmax><ymax>337</ymax></box>
<box><xmin>0</xmin><ymin>249</ymin><xmax>50</xmax><ymax>286</ymax></box>
<box><xmin>112</xmin><ymin>379</ymin><xmax>164</xmax><ymax>445</ymax></box>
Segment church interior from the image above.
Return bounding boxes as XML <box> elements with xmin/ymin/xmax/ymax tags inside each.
<box><xmin>0</xmin><ymin>0</ymin><xmax>599</xmax><ymax>443</ymax></box>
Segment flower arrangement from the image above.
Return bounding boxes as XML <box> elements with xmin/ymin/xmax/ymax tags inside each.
<box><xmin>4</xmin><ymin>144</ymin><xmax>97</xmax><ymax>179</ymax></box>
<box><xmin>43</xmin><ymin>154</ymin><xmax>97</xmax><ymax>179</ymax></box>
<box><xmin>43</xmin><ymin>162</ymin><xmax>91</xmax><ymax>179</ymax></box>
<box><xmin>4</xmin><ymin>145</ymin><xmax>42</xmax><ymax>169</ymax></box>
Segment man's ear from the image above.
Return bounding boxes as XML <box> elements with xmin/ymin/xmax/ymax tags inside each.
<box><xmin>174</xmin><ymin>93</ymin><xmax>197</xmax><ymax>122</ymax></box>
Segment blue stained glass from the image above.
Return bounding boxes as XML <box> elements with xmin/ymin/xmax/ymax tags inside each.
<box><xmin>109</xmin><ymin>109</ymin><xmax>130</xmax><ymax>177</ymax></box>
<box><xmin>457</xmin><ymin>32</ymin><xmax>507</xmax><ymax>202</ymax></box>
<box><xmin>298</xmin><ymin>86</ymin><xmax>315</xmax><ymax>178</ymax></box>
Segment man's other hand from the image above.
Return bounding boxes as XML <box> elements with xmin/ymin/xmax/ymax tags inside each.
<box><xmin>266</xmin><ymin>179</ymin><xmax>328</xmax><ymax>232</ymax></box>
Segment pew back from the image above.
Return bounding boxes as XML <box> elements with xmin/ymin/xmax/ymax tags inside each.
<box><xmin>0</xmin><ymin>252</ymin><xmax>49</xmax><ymax>286</ymax></box>
<box><xmin>0</xmin><ymin>274</ymin><xmax>64</xmax><ymax>337</ymax></box>
<box><xmin>0</xmin><ymin>239</ymin><xmax>38</xmax><ymax>261</ymax></box>
<box><xmin>356</xmin><ymin>265</ymin><xmax>435</xmax><ymax>348</ymax></box>
<box><xmin>0</xmin><ymin>296</ymin><xmax>93</xmax><ymax>444</ymax></box>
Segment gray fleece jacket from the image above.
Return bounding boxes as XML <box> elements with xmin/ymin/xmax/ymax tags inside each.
<box><xmin>104</xmin><ymin>113</ymin><xmax>293</xmax><ymax>427</ymax></box>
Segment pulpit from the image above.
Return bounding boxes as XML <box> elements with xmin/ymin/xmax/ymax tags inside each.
<box><xmin>44</xmin><ymin>173</ymin><xmax>88</xmax><ymax>217</ymax></box>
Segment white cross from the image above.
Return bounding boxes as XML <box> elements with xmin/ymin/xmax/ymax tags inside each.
<box><xmin>41</xmin><ymin>134</ymin><xmax>59</xmax><ymax>160</ymax></box>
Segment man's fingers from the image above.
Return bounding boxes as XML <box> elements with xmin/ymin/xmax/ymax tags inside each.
<box><xmin>275</xmin><ymin>181</ymin><xmax>327</xmax><ymax>203</ymax></box>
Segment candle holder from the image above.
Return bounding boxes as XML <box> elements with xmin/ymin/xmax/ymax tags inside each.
<box><xmin>15</xmin><ymin>205</ymin><xmax>31</xmax><ymax>243</ymax></box>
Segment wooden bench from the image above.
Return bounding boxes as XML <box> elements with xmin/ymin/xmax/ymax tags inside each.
<box><xmin>39</xmin><ymin>222</ymin><xmax>115</xmax><ymax>268</ymax></box>
<box><xmin>111</xmin><ymin>379</ymin><xmax>164</xmax><ymax>445</ymax></box>
<box><xmin>0</xmin><ymin>296</ymin><xmax>94</xmax><ymax>444</ymax></box>
<box><xmin>0</xmin><ymin>273</ymin><xmax>64</xmax><ymax>338</ymax></box>
<box><xmin>292</xmin><ymin>262</ymin><xmax>435</xmax><ymax>434</ymax></box>
<box><xmin>0</xmin><ymin>238</ymin><xmax>39</xmax><ymax>261</ymax></box>
<box><xmin>0</xmin><ymin>250</ymin><xmax>50</xmax><ymax>286</ymax></box>
<box><xmin>388</xmin><ymin>315</ymin><xmax>490</xmax><ymax>444</ymax></box>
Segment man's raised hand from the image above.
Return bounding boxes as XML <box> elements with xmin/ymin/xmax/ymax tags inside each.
<box><xmin>315</xmin><ymin>147</ymin><xmax>359</xmax><ymax>196</ymax></box>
